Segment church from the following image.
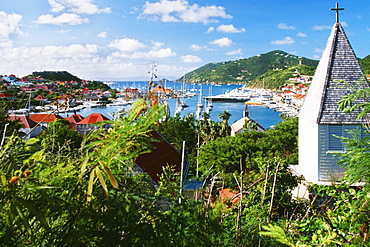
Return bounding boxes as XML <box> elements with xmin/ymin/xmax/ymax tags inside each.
<box><xmin>297</xmin><ymin>4</ymin><xmax>368</xmax><ymax>183</ymax></box>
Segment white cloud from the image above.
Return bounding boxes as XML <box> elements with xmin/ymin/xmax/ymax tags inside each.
<box><xmin>312</xmin><ymin>25</ymin><xmax>331</xmax><ymax>31</ymax></box>
<box><xmin>226</xmin><ymin>49</ymin><xmax>242</xmax><ymax>55</ymax></box>
<box><xmin>57</xmin><ymin>29</ymin><xmax>71</xmax><ymax>33</ymax></box>
<box><xmin>271</xmin><ymin>36</ymin><xmax>294</xmax><ymax>45</ymax></box>
<box><xmin>367</xmin><ymin>27</ymin><xmax>370</xmax><ymax>32</ymax></box>
<box><xmin>180</xmin><ymin>55</ymin><xmax>202</xmax><ymax>63</ymax></box>
<box><xmin>49</xmin><ymin>0</ymin><xmax>111</xmax><ymax>14</ymax></box>
<box><xmin>190</xmin><ymin>44</ymin><xmax>202</xmax><ymax>51</ymax></box>
<box><xmin>98</xmin><ymin>32</ymin><xmax>107</xmax><ymax>38</ymax></box>
<box><xmin>35</xmin><ymin>13</ymin><xmax>89</xmax><ymax>25</ymax></box>
<box><xmin>107</xmin><ymin>38</ymin><xmax>176</xmax><ymax>59</ymax></box>
<box><xmin>278</xmin><ymin>23</ymin><xmax>295</xmax><ymax>30</ymax></box>
<box><xmin>314</xmin><ymin>48</ymin><xmax>323</xmax><ymax>53</ymax></box>
<box><xmin>206</xmin><ymin>27</ymin><xmax>215</xmax><ymax>33</ymax></box>
<box><xmin>151</xmin><ymin>41</ymin><xmax>164</xmax><ymax>50</ymax></box>
<box><xmin>297</xmin><ymin>32</ymin><xmax>307</xmax><ymax>37</ymax></box>
<box><xmin>108</xmin><ymin>38</ymin><xmax>146</xmax><ymax>52</ymax></box>
<box><xmin>144</xmin><ymin>47</ymin><xmax>176</xmax><ymax>58</ymax></box>
<box><xmin>216</xmin><ymin>24</ymin><xmax>245</xmax><ymax>33</ymax></box>
<box><xmin>140</xmin><ymin>0</ymin><xmax>232</xmax><ymax>24</ymax></box>
<box><xmin>209</xmin><ymin>37</ymin><xmax>232</xmax><ymax>47</ymax></box>
<box><xmin>112</xmin><ymin>48</ymin><xmax>176</xmax><ymax>59</ymax></box>
<box><xmin>0</xmin><ymin>12</ymin><xmax>23</xmax><ymax>39</ymax></box>
<box><xmin>0</xmin><ymin>44</ymin><xmax>98</xmax><ymax>62</ymax></box>
<box><xmin>0</xmin><ymin>40</ymin><xmax>179</xmax><ymax>80</ymax></box>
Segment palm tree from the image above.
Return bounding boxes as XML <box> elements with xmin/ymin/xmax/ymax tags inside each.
<box><xmin>219</xmin><ymin>110</ymin><xmax>231</xmax><ymax>136</ymax></box>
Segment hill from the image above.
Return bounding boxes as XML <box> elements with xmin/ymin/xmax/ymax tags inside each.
<box><xmin>177</xmin><ymin>50</ymin><xmax>319</xmax><ymax>84</ymax></box>
<box><xmin>251</xmin><ymin>64</ymin><xmax>316</xmax><ymax>89</ymax></box>
<box><xmin>30</xmin><ymin>71</ymin><xmax>82</xmax><ymax>82</ymax></box>
<box><xmin>360</xmin><ymin>55</ymin><xmax>370</xmax><ymax>75</ymax></box>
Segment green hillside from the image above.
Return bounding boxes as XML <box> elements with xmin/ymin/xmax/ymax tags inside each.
<box><xmin>30</xmin><ymin>71</ymin><xmax>82</xmax><ymax>82</ymax></box>
<box><xmin>177</xmin><ymin>50</ymin><xmax>319</xmax><ymax>84</ymax></box>
<box><xmin>360</xmin><ymin>55</ymin><xmax>370</xmax><ymax>74</ymax></box>
<box><xmin>251</xmin><ymin>64</ymin><xmax>316</xmax><ymax>89</ymax></box>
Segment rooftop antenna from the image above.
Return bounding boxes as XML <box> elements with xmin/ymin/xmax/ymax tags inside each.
<box><xmin>330</xmin><ymin>3</ymin><xmax>344</xmax><ymax>23</ymax></box>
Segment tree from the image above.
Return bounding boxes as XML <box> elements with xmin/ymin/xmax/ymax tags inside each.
<box><xmin>219</xmin><ymin>110</ymin><xmax>231</xmax><ymax>136</ymax></box>
<box><xmin>37</xmin><ymin>118</ymin><xmax>83</xmax><ymax>152</ymax></box>
<box><xmin>337</xmin><ymin>83</ymin><xmax>370</xmax><ymax>187</ymax></box>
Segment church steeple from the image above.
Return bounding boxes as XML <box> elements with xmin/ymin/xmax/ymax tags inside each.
<box><xmin>299</xmin><ymin>22</ymin><xmax>366</xmax><ymax>125</ymax></box>
<box><xmin>297</xmin><ymin>4</ymin><xmax>368</xmax><ymax>182</ymax></box>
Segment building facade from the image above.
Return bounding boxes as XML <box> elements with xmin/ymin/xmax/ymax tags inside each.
<box><xmin>298</xmin><ymin>22</ymin><xmax>368</xmax><ymax>182</ymax></box>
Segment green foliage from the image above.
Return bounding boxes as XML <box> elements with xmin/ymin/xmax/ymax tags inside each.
<box><xmin>0</xmin><ymin>107</ymin><xmax>23</xmax><ymax>138</ymax></box>
<box><xmin>262</xmin><ymin>184</ymin><xmax>370</xmax><ymax>246</ymax></box>
<box><xmin>31</xmin><ymin>71</ymin><xmax>82</xmax><ymax>82</ymax></box>
<box><xmin>154</xmin><ymin>112</ymin><xmax>231</xmax><ymax>176</ymax></box>
<box><xmin>337</xmin><ymin>128</ymin><xmax>370</xmax><ymax>188</ymax></box>
<box><xmin>198</xmin><ymin>117</ymin><xmax>299</xmax><ymax>186</ymax></box>
<box><xmin>178</xmin><ymin>50</ymin><xmax>318</xmax><ymax>85</ymax></box>
<box><xmin>360</xmin><ymin>55</ymin><xmax>370</xmax><ymax>75</ymax></box>
<box><xmin>337</xmin><ymin>79</ymin><xmax>370</xmax><ymax>120</ymax></box>
<box><xmin>37</xmin><ymin>118</ymin><xmax>83</xmax><ymax>152</ymax></box>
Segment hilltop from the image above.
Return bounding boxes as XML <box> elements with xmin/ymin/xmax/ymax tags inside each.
<box><xmin>177</xmin><ymin>50</ymin><xmax>319</xmax><ymax>85</ymax></box>
<box><xmin>25</xmin><ymin>71</ymin><xmax>82</xmax><ymax>82</ymax></box>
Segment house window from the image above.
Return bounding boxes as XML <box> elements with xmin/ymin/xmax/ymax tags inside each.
<box><xmin>328</xmin><ymin>125</ymin><xmax>366</xmax><ymax>151</ymax></box>
<box><xmin>328</xmin><ymin>125</ymin><xmax>343</xmax><ymax>151</ymax></box>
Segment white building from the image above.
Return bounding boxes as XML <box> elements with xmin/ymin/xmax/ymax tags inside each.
<box><xmin>296</xmin><ymin>20</ymin><xmax>368</xmax><ymax>183</ymax></box>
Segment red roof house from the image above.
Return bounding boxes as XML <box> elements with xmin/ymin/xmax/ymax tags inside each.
<box><xmin>0</xmin><ymin>93</ymin><xmax>15</xmax><ymax>100</ymax></box>
<box><xmin>76</xmin><ymin>113</ymin><xmax>110</xmax><ymax>133</ymax></box>
<box><xmin>8</xmin><ymin>115</ymin><xmax>42</xmax><ymax>139</ymax></box>
<box><xmin>135</xmin><ymin>130</ymin><xmax>185</xmax><ymax>184</ymax></box>
<box><xmin>30</xmin><ymin>114</ymin><xmax>64</xmax><ymax>127</ymax></box>
<box><xmin>64</xmin><ymin>114</ymin><xmax>85</xmax><ymax>129</ymax></box>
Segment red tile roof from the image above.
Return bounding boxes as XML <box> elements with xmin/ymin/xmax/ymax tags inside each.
<box><xmin>30</xmin><ymin>114</ymin><xmax>64</xmax><ymax>123</ymax></box>
<box><xmin>0</xmin><ymin>93</ymin><xmax>14</xmax><ymax>97</ymax></box>
<box><xmin>34</xmin><ymin>95</ymin><xmax>47</xmax><ymax>100</ymax></box>
<box><xmin>135</xmin><ymin>130</ymin><xmax>183</xmax><ymax>183</ymax></box>
<box><xmin>65</xmin><ymin>114</ymin><xmax>84</xmax><ymax>124</ymax></box>
<box><xmin>8</xmin><ymin>115</ymin><xmax>37</xmax><ymax>128</ymax></box>
<box><xmin>77</xmin><ymin>113</ymin><xmax>109</xmax><ymax>124</ymax></box>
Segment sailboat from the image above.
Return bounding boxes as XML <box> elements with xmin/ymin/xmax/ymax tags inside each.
<box><xmin>195</xmin><ymin>84</ymin><xmax>203</xmax><ymax>119</ymax></box>
<box><xmin>205</xmin><ymin>85</ymin><xmax>213</xmax><ymax>113</ymax></box>
<box><xmin>196</xmin><ymin>84</ymin><xmax>204</xmax><ymax>110</ymax></box>
<box><xmin>174</xmin><ymin>98</ymin><xmax>184</xmax><ymax>116</ymax></box>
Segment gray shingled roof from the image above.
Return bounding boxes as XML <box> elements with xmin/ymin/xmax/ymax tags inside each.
<box><xmin>299</xmin><ymin>23</ymin><xmax>368</xmax><ymax>124</ymax></box>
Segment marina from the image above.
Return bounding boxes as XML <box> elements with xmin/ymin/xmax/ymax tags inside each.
<box><xmin>54</xmin><ymin>81</ymin><xmax>287</xmax><ymax>129</ymax></box>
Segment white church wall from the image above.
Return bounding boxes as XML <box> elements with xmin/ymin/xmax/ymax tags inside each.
<box><xmin>298</xmin><ymin>117</ymin><xmax>319</xmax><ymax>182</ymax></box>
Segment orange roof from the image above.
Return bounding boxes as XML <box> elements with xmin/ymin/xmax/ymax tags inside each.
<box><xmin>34</xmin><ymin>95</ymin><xmax>46</xmax><ymax>100</ymax></box>
<box><xmin>30</xmin><ymin>114</ymin><xmax>64</xmax><ymax>123</ymax></box>
<box><xmin>64</xmin><ymin>114</ymin><xmax>84</xmax><ymax>124</ymax></box>
<box><xmin>77</xmin><ymin>113</ymin><xmax>110</xmax><ymax>124</ymax></box>
<box><xmin>9</xmin><ymin>115</ymin><xmax>37</xmax><ymax>128</ymax></box>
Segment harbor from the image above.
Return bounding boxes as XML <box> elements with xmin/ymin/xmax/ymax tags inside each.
<box><xmin>55</xmin><ymin>81</ymin><xmax>290</xmax><ymax>129</ymax></box>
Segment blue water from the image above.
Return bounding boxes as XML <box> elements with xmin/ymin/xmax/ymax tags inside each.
<box><xmin>62</xmin><ymin>81</ymin><xmax>282</xmax><ymax>129</ymax></box>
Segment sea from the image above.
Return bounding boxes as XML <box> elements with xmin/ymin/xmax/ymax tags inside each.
<box><xmin>60</xmin><ymin>81</ymin><xmax>283</xmax><ymax>129</ymax></box>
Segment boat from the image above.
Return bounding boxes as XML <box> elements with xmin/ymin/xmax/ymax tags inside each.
<box><xmin>205</xmin><ymin>85</ymin><xmax>213</xmax><ymax>113</ymax></box>
<box><xmin>83</xmin><ymin>101</ymin><xmax>102</xmax><ymax>108</ymax></box>
<box><xmin>245</xmin><ymin>98</ymin><xmax>264</xmax><ymax>105</ymax></box>
<box><xmin>204</xmin><ymin>88</ymin><xmax>250</xmax><ymax>102</ymax></box>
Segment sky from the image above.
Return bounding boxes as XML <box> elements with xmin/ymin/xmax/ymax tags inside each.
<box><xmin>0</xmin><ymin>0</ymin><xmax>369</xmax><ymax>81</ymax></box>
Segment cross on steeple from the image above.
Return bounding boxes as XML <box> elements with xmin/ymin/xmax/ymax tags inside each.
<box><xmin>330</xmin><ymin>3</ymin><xmax>344</xmax><ymax>23</ymax></box>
